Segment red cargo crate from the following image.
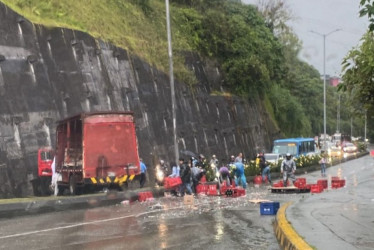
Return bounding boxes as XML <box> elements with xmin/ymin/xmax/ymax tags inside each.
<box><xmin>272</xmin><ymin>183</ymin><xmax>283</xmax><ymax>188</ymax></box>
<box><xmin>231</xmin><ymin>180</ymin><xmax>236</xmax><ymax>188</ymax></box>
<box><xmin>340</xmin><ymin>179</ymin><xmax>346</xmax><ymax>187</ymax></box>
<box><xmin>207</xmin><ymin>184</ymin><xmax>218</xmax><ymax>196</ymax></box>
<box><xmin>230</xmin><ymin>188</ymin><xmax>245</xmax><ymax>197</ymax></box>
<box><xmin>196</xmin><ymin>184</ymin><xmax>208</xmax><ymax>194</ymax></box>
<box><xmin>164</xmin><ymin>177</ymin><xmax>182</xmax><ymax>189</ymax></box>
<box><xmin>138</xmin><ymin>191</ymin><xmax>154</xmax><ymax>202</ymax></box>
<box><xmin>294</xmin><ymin>179</ymin><xmax>307</xmax><ymax>189</ymax></box>
<box><xmin>296</xmin><ymin>178</ymin><xmax>306</xmax><ymax>185</ymax></box>
<box><xmin>331</xmin><ymin>179</ymin><xmax>345</xmax><ymax>189</ymax></box>
<box><xmin>236</xmin><ymin>188</ymin><xmax>246</xmax><ymax>196</ymax></box>
<box><xmin>200</xmin><ymin>175</ymin><xmax>207</xmax><ymax>183</ymax></box>
<box><xmin>253</xmin><ymin>175</ymin><xmax>262</xmax><ymax>185</ymax></box>
<box><xmin>331</xmin><ymin>181</ymin><xmax>340</xmax><ymax>189</ymax></box>
<box><xmin>317</xmin><ymin>179</ymin><xmax>328</xmax><ymax>189</ymax></box>
<box><xmin>219</xmin><ymin>185</ymin><xmax>227</xmax><ymax>195</ymax></box>
<box><xmin>273</xmin><ymin>180</ymin><xmax>283</xmax><ymax>188</ymax></box>
<box><xmin>232</xmin><ymin>188</ymin><xmax>240</xmax><ymax>197</ymax></box>
<box><xmin>225</xmin><ymin>188</ymin><xmax>234</xmax><ymax>197</ymax></box>
<box><xmin>310</xmin><ymin>184</ymin><xmax>323</xmax><ymax>193</ymax></box>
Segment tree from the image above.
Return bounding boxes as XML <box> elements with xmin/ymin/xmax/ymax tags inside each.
<box><xmin>360</xmin><ymin>0</ymin><xmax>374</xmax><ymax>31</ymax></box>
<box><xmin>340</xmin><ymin>32</ymin><xmax>374</xmax><ymax>112</ymax></box>
<box><xmin>329</xmin><ymin>0</ymin><xmax>374</xmax><ymax>141</ymax></box>
<box><xmin>341</xmin><ymin>0</ymin><xmax>374</xmax><ymax>114</ymax></box>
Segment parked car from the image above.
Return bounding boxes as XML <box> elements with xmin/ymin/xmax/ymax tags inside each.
<box><xmin>264</xmin><ymin>153</ymin><xmax>281</xmax><ymax>165</ymax></box>
<box><xmin>341</xmin><ymin>142</ymin><xmax>357</xmax><ymax>153</ymax></box>
<box><xmin>328</xmin><ymin>146</ymin><xmax>342</xmax><ymax>158</ymax></box>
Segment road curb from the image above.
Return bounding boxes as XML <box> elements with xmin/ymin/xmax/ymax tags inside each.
<box><xmin>273</xmin><ymin>202</ymin><xmax>313</xmax><ymax>250</ymax></box>
<box><xmin>0</xmin><ymin>187</ymin><xmax>165</xmax><ymax>219</ymax></box>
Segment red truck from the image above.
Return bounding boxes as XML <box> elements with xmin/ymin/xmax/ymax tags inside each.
<box><xmin>55</xmin><ymin>112</ymin><xmax>141</xmax><ymax>195</ymax></box>
<box><xmin>31</xmin><ymin>147</ymin><xmax>54</xmax><ymax>196</ymax></box>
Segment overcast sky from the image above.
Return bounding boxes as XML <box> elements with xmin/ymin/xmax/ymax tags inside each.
<box><xmin>242</xmin><ymin>0</ymin><xmax>369</xmax><ymax>77</ymax></box>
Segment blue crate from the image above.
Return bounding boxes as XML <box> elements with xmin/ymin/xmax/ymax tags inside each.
<box><xmin>260</xmin><ymin>202</ymin><xmax>280</xmax><ymax>215</ymax></box>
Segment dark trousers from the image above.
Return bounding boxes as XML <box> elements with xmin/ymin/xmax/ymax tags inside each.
<box><xmin>139</xmin><ymin>173</ymin><xmax>146</xmax><ymax>188</ymax></box>
<box><xmin>192</xmin><ymin>179</ymin><xmax>199</xmax><ymax>194</ymax></box>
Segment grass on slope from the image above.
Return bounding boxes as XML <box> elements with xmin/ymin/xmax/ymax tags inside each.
<box><xmin>1</xmin><ymin>0</ymin><xmax>197</xmax><ymax>84</ymax></box>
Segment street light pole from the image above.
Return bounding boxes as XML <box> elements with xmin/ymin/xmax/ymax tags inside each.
<box><xmin>165</xmin><ymin>0</ymin><xmax>179</xmax><ymax>165</ymax></box>
<box><xmin>310</xmin><ymin>29</ymin><xmax>341</xmax><ymax>150</ymax></box>
<box><xmin>364</xmin><ymin>110</ymin><xmax>367</xmax><ymax>143</ymax></box>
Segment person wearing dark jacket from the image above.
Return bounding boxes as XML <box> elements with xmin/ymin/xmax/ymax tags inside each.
<box><xmin>191</xmin><ymin>163</ymin><xmax>202</xmax><ymax>195</ymax></box>
<box><xmin>258</xmin><ymin>152</ymin><xmax>271</xmax><ymax>184</ymax></box>
<box><xmin>179</xmin><ymin>158</ymin><xmax>192</xmax><ymax>196</ymax></box>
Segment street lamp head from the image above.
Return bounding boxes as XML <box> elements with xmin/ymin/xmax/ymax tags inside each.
<box><xmin>309</xmin><ymin>28</ymin><xmax>342</xmax><ymax>37</ymax></box>
<box><xmin>327</xmin><ymin>28</ymin><xmax>341</xmax><ymax>36</ymax></box>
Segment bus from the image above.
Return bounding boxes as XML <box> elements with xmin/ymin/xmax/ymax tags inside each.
<box><xmin>272</xmin><ymin>138</ymin><xmax>316</xmax><ymax>158</ymax></box>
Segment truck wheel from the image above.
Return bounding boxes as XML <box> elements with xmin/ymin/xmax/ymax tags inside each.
<box><xmin>69</xmin><ymin>175</ymin><xmax>77</xmax><ymax>195</ymax></box>
<box><xmin>31</xmin><ymin>179</ymin><xmax>41</xmax><ymax>196</ymax></box>
<box><xmin>57</xmin><ymin>186</ymin><xmax>65</xmax><ymax>196</ymax></box>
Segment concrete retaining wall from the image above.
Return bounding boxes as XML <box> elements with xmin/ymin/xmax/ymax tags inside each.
<box><xmin>0</xmin><ymin>3</ymin><xmax>279</xmax><ymax>198</ymax></box>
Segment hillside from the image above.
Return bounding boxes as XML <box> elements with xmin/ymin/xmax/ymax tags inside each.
<box><xmin>1</xmin><ymin>0</ymin><xmax>356</xmax><ymax>138</ymax></box>
<box><xmin>1</xmin><ymin>1</ymin><xmax>280</xmax><ymax>88</ymax></box>
<box><xmin>1</xmin><ymin>0</ymin><xmax>175</xmax><ymax>74</ymax></box>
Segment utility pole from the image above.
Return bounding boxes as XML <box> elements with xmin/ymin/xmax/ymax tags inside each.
<box><xmin>351</xmin><ymin>117</ymin><xmax>353</xmax><ymax>138</ymax></box>
<box><xmin>364</xmin><ymin>110</ymin><xmax>367</xmax><ymax>143</ymax></box>
<box><xmin>337</xmin><ymin>94</ymin><xmax>340</xmax><ymax>133</ymax></box>
<box><xmin>165</xmin><ymin>0</ymin><xmax>179</xmax><ymax>165</ymax></box>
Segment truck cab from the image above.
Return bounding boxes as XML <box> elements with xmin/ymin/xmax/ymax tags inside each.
<box><xmin>30</xmin><ymin>147</ymin><xmax>54</xmax><ymax>196</ymax></box>
<box><xmin>38</xmin><ymin>147</ymin><xmax>54</xmax><ymax>177</ymax></box>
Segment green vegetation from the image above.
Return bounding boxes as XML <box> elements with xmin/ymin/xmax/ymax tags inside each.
<box><xmin>1</xmin><ymin>0</ymin><xmax>367</xmax><ymax>139</ymax></box>
<box><xmin>338</xmin><ymin>0</ymin><xmax>374</xmax><ymax>141</ymax></box>
<box><xmin>2</xmin><ymin>0</ymin><xmax>198</xmax><ymax>83</ymax></box>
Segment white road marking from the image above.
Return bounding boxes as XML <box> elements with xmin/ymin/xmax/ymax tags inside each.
<box><xmin>0</xmin><ymin>205</ymin><xmax>186</xmax><ymax>240</ymax></box>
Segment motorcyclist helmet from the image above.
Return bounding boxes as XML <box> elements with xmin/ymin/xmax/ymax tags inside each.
<box><xmin>286</xmin><ymin>153</ymin><xmax>291</xmax><ymax>160</ymax></box>
<box><xmin>160</xmin><ymin>160</ymin><xmax>164</xmax><ymax>165</ymax></box>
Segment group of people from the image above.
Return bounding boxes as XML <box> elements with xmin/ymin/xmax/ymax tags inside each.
<box><xmin>146</xmin><ymin>150</ymin><xmax>303</xmax><ymax>191</ymax></box>
<box><xmin>158</xmin><ymin>153</ymin><xmax>249</xmax><ymax>196</ymax></box>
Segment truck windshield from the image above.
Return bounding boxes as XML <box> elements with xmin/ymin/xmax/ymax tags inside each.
<box><xmin>41</xmin><ymin>151</ymin><xmax>53</xmax><ymax>161</ymax></box>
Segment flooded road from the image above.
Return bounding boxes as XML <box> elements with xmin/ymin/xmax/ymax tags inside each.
<box><xmin>0</xmin><ymin>187</ymin><xmax>299</xmax><ymax>250</ymax></box>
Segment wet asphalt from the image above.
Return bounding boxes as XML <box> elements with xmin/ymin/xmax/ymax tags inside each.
<box><xmin>0</xmin><ymin>187</ymin><xmax>295</xmax><ymax>250</ymax></box>
<box><xmin>286</xmin><ymin>154</ymin><xmax>374</xmax><ymax>250</ymax></box>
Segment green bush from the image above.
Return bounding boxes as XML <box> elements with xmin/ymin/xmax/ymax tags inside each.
<box><xmin>294</xmin><ymin>154</ymin><xmax>321</xmax><ymax>168</ymax></box>
<box><xmin>244</xmin><ymin>161</ymin><xmax>260</xmax><ymax>176</ymax></box>
<box><xmin>355</xmin><ymin>141</ymin><xmax>367</xmax><ymax>152</ymax></box>
<box><xmin>244</xmin><ymin>154</ymin><xmax>322</xmax><ymax>177</ymax></box>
